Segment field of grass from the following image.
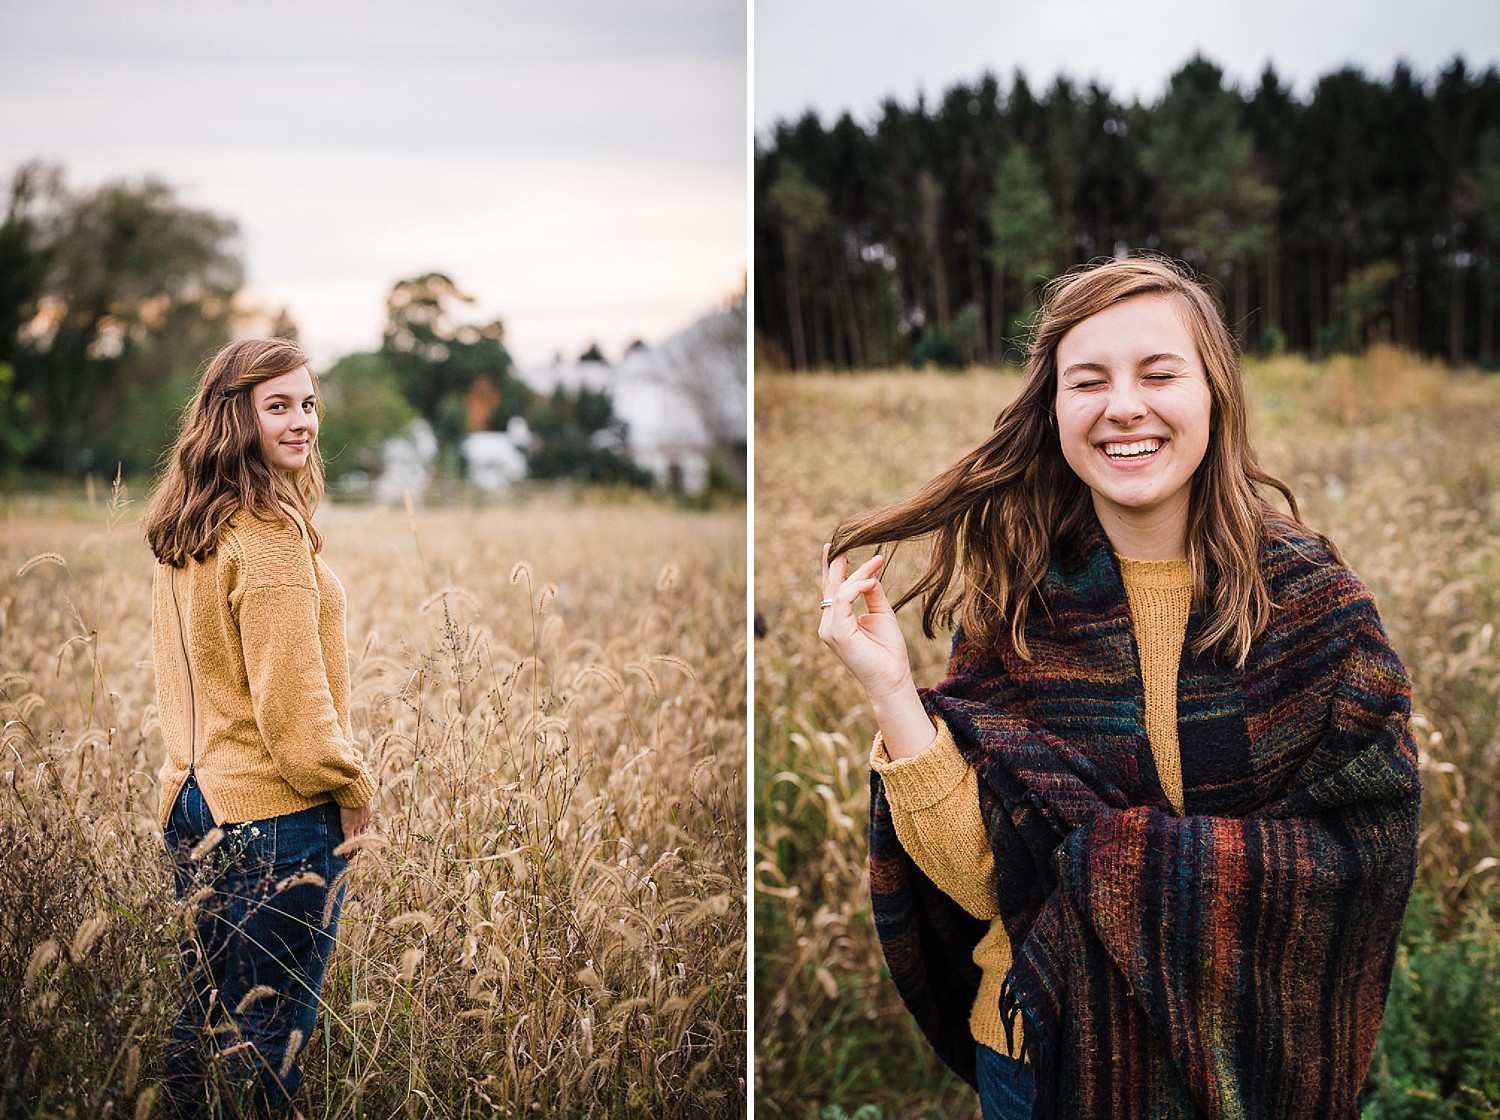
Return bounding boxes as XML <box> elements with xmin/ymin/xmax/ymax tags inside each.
<box><xmin>2</xmin><ymin>493</ymin><xmax>747</xmax><ymax>1118</ymax></box>
<box><xmin>754</xmin><ymin>347</ymin><xmax>1500</xmax><ymax>1119</ymax></box>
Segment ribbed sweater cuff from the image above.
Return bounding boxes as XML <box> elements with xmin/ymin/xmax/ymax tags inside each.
<box><xmin>332</xmin><ymin>771</ymin><xmax>378</xmax><ymax>808</ymax></box>
<box><xmin>869</xmin><ymin>716</ymin><xmax>966</xmax><ymax>810</ymax></box>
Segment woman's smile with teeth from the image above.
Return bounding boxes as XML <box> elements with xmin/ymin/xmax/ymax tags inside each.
<box><xmin>1103</xmin><ymin>438</ymin><xmax>1162</xmax><ymax>459</ymax></box>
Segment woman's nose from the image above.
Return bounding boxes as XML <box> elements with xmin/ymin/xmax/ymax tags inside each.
<box><xmin>1104</xmin><ymin>381</ymin><xmax>1146</xmax><ymax>424</ymax></box>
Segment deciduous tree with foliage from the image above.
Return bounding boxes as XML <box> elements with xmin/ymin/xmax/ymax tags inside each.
<box><xmin>987</xmin><ymin>144</ymin><xmax>1066</xmax><ymax>356</ymax></box>
<box><xmin>379</xmin><ymin>272</ymin><xmax>522</xmax><ymax>476</ymax></box>
<box><xmin>1140</xmin><ymin>56</ymin><xmax>1278</xmax><ymax>341</ymax></box>
<box><xmin>316</xmin><ymin>352</ymin><xmax>416</xmax><ymax>483</ymax></box>
<box><xmin>0</xmin><ymin>162</ymin><xmax>241</xmax><ymax>475</ymax></box>
<box><xmin>765</xmin><ymin>161</ymin><xmax>830</xmax><ymax>371</ymax></box>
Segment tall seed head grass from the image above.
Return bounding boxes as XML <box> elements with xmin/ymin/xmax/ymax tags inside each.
<box><xmin>1</xmin><ymin>495</ymin><xmax>746</xmax><ymax>1117</ymax></box>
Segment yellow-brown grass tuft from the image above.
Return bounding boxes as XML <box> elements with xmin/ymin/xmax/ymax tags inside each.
<box><xmin>0</xmin><ymin>499</ymin><xmax>746</xmax><ymax>1116</ymax></box>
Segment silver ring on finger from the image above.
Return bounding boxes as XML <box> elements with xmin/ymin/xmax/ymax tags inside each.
<box><xmin>818</xmin><ymin>598</ymin><xmax>834</xmax><ymax>609</ymax></box>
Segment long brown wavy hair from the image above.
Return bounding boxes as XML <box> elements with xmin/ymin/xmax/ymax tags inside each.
<box><xmin>830</xmin><ymin>255</ymin><xmax>1323</xmax><ymax>667</ymax></box>
<box><xmin>143</xmin><ymin>338</ymin><xmax>325</xmax><ymax>567</ymax></box>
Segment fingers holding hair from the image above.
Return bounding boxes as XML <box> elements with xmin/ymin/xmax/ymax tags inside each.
<box><xmin>820</xmin><ymin>544</ymin><xmax>888</xmax><ymax>621</ymax></box>
<box><xmin>818</xmin><ymin>545</ymin><xmax>914</xmax><ymax>694</ymax></box>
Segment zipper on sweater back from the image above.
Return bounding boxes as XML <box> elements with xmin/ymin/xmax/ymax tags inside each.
<box><xmin>169</xmin><ymin>565</ymin><xmax>197</xmax><ymax>779</ymax></box>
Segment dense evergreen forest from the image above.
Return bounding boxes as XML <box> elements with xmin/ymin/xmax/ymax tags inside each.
<box><xmin>754</xmin><ymin>55</ymin><xmax>1500</xmax><ymax>369</ymax></box>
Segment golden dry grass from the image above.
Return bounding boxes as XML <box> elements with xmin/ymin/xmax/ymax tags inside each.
<box><xmin>2</xmin><ymin>493</ymin><xmax>746</xmax><ymax>1117</ymax></box>
<box><xmin>754</xmin><ymin>347</ymin><xmax>1500</xmax><ymax>1118</ymax></box>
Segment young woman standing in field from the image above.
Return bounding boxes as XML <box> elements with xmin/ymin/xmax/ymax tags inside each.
<box><xmin>819</xmin><ymin>256</ymin><xmax>1420</xmax><ymax>1119</ymax></box>
<box><xmin>144</xmin><ymin>338</ymin><xmax>377</xmax><ymax>1117</ymax></box>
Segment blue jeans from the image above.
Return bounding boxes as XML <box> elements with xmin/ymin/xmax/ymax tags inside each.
<box><xmin>977</xmin><ymin>1043</ymin><xmax>1035</xmax><ymax>1120</ymax></box>
<box><xmin>162</xmin><ymin>776</ymin><xmax>349</xmax><ymax>1118</ymax></box>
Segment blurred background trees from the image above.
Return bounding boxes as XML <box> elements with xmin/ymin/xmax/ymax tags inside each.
<box><xmin>376</xmin><ymin>272</ymin><xmax>524</xmax><ymax>479</ymax></box>
<box><xmin>755</xmin><ymin>55</ymin><xmax>1500</xmax><ymax>369</ymax></box>
<box><xmin>316</xmin><ymin>351</ymin><xmax>416</xmax><ymax>483</ymax></box>
<box><xmin>0</xmin><ymin>175</ymin><xmax>658</xmax><ymax>491</ymax></box>
<box><xmin>524</xmin><ymin>385</ymin><xmax>655</xmax><ymax>487</ymax></box>
<box><xmin>0</xmin><ymin>163</ymin><xmax>241</xmax><ymax>477</ymax></box>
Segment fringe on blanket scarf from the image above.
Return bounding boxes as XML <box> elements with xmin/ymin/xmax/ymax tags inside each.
<box><xmin>868</xmin><ymin>521</ymin><xmax>1420</xmax><ymax>1120</ymax></box>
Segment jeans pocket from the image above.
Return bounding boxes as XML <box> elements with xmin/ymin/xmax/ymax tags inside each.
<box><xmin>216</xmin><ymin>804</ymin><xmax>338</xmax><ymax>940</ymax></box>
<box><xmin>237</xmin><ymin>806</ymin><xmax>319</xmax><ymax>868</ymax></box>
<box><xmin>324</xmin><ymin>802</ymin><xmax>350</xmax><ymax>861</ymax></box>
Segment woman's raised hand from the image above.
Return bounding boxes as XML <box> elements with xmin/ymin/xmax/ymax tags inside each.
<box><xmin>818</xmin><ymin>545</ymin><xmax>915</xmax><ymax>700</ymax></box>
<box><xmin>819</xmin><ymin>546</ymin><xmax>938</xmax><ymax>758</ymax></box>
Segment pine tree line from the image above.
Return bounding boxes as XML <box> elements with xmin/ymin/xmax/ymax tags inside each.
<box><xmin>754</xmin><ymin>55</ymin><xmax>1500</xmax><ymax>369</ymax></box>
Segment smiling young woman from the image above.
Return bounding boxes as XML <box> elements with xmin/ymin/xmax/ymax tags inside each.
<box><xmin>818</xmin><ymin>256</ymin><xmax>1420</xmax><ymax>1119</ymax></box>
<box><xmin>142</xmin><ymin>338</ymin><xmax>375</xmax><ymax>1117</ymax></box>
<box><xmin>252</xmin><ymin>366</ymin><xmax>321</xmax><ymax>474</ymax></box>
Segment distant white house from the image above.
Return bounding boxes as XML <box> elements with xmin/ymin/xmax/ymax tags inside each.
<box><xmin>463</xmin><ymin>418</ymin><xmax>531</xmax><ymax>491</ymax></box>
<box><xmin>374</xmin><ymin>416</ymin><xmax>531</xmax><ymax>502</ymax></box>
<box><xmin>528</xmin><ymin>304</ymin><xmax>744</xmax><ymax>491</ymax></box>
<box><xmin>374</xmin><ymin>304</ymin><xmax>746</xmax><ymax>497</ymax></box>
<box><xmin>374</xmin><ymin>419</ymin><xmax>437</xmax><ymax>504</ymax></box>
<box><xmin>512</xmin><ymin>304</ymin><xmax>746</xmax><ymax>495</ymax></box>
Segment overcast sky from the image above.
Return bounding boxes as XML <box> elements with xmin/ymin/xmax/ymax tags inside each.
<box><xmin>1</xmin><ymin>0</ymin><xmax>746</xmax><ymax>368</ymax></box>
<box><xmin>756</xmin><ymin>0</ymin><xmax>1500</xmax><ymax>135</ymax></box>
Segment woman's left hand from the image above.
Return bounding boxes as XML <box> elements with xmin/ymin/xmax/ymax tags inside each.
<box><xmin>340</xmin><ymin>800</ymin><xmax>373</xmax><ymax>840</ymax></box>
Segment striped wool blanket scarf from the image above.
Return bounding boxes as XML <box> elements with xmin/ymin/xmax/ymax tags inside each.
<box><xmin>869</xmin><ymin>519</ymin><xmax>1420</xmax><ymax>1119</ymax></box>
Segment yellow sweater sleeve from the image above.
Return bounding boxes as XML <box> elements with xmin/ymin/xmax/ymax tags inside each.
<box><xmin>872</xmin><ymin>718</ymin><xmax>1015</xmax><ymax>1055</ymax></box>
<box><xmin>227</xmin><ymin>520</ymin><xmax>376</xmax><ymax>807</ymax></box>
<box><xmin>870</xmin><ymin>717</ymin><xmax>997</xmax><ymax>921</ymax></box>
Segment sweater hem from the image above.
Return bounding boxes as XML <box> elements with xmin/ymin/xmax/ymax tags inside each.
<box><xmin>156</xmin><ymin>764</ymin><xmax>369</xmax><ymax>828</ymax></box>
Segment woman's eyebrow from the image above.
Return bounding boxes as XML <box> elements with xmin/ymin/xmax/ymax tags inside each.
<box><xmin>1059</xmin><ymin>362</ymin><xmax>1108</xmax><ymax>379</ymax></box>
<box><xmin>1138</xmin><ymin>352</ymin><xmax>1189</xmax><ymax>368</ymax></box>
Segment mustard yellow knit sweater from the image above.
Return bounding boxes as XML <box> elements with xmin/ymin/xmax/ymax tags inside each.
<box><xmin>152</xmin><ymin>510</ymin><xmax>378</xmax><ymax>828</ymax></box>
<box><xmin>871</xmin><ymin>556</ymin><xmax>1193</xmax><ymax>1057</ymax></box>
